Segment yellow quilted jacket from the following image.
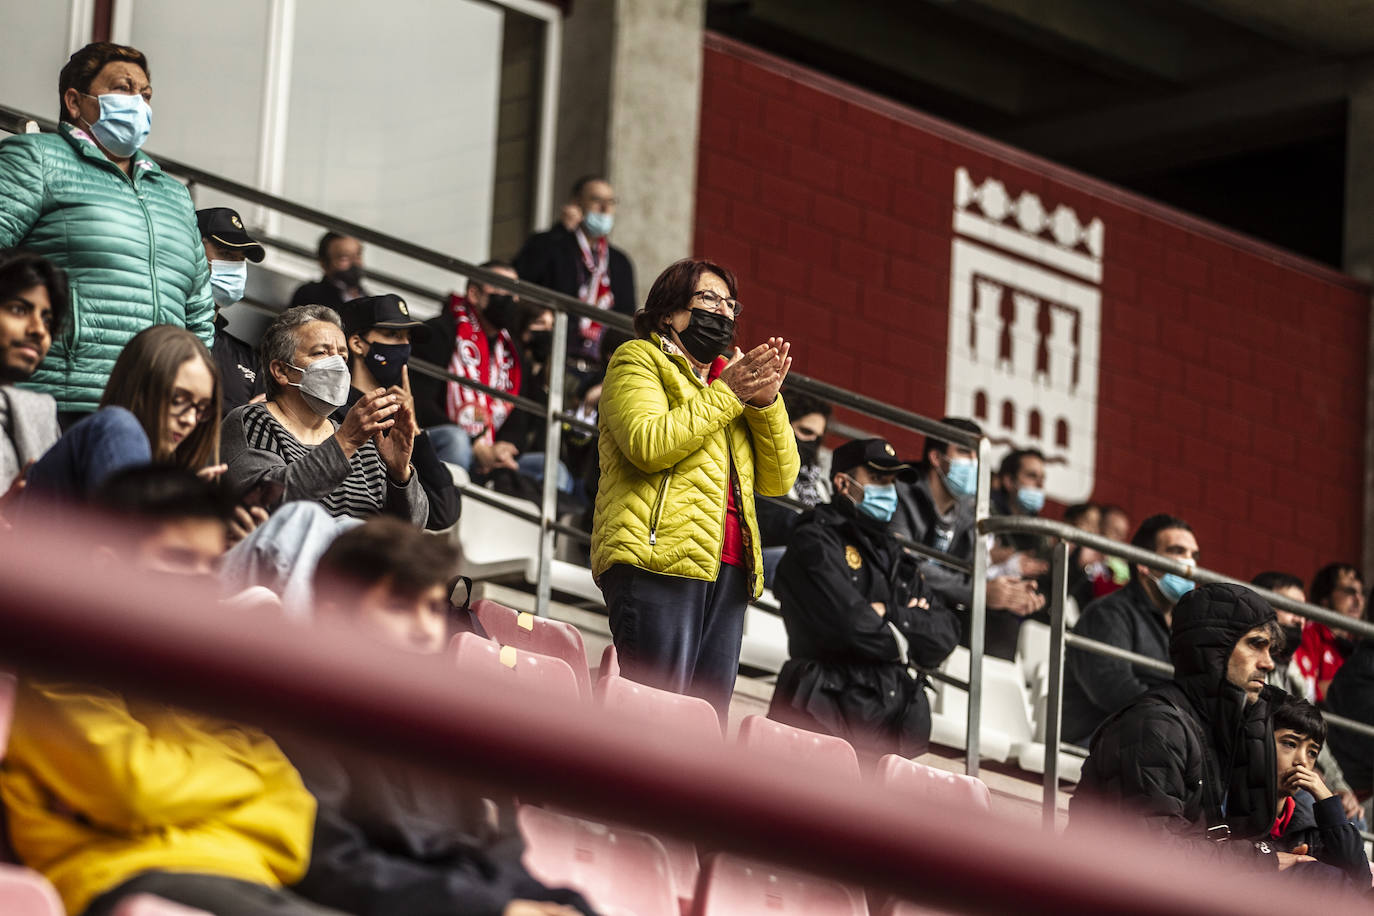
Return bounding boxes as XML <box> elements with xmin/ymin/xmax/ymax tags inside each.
<box><xmin>0</xmin><ymin>678</ymin><xmax>317</xmax><ymax>916</ymax></box>
<box><xmin>591</xmin><ymin>334</ymin><xmax>800</xmax><ymax>597</ymax></box>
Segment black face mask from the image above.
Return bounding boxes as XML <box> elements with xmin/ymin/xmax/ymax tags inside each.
<box><xmin>674</xmin><ymin>309</ymin><xmax>735</xmax><ymax>364</ymax></box>
<box><xmin>526</xmin><ymin>329</ymin><xmax>554</xmax><ymax>363</ymax></box>
<box><xmin>484</xmin><ymin>294</ymin><xmax>518</xmax><ymax>334</ymax></box>
<box><xmin>334</xmin><ymin>264</ymin><xmax>364</xmax><ymax>288</ymax></box>
<box><xmin>796</xmin><ymin>437</ymin><xmax>821</xmax><ymax>467</ymax></box>
<box><xmin>1276</xmin><ymin>624</ymin><xmax>1303</xmax><ymax>663</ymax></box>
<box><xmin>365</xmin><ymin>341</ymin><xmax>410</xmax><ymax>388</ymax></box>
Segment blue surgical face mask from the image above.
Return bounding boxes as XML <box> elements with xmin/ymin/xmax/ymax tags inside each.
<box><xmin>82</xmin><ymin>91</ymin><xmax>152</xmax><ymax>158</ymax></box>
<box><xmin>209</xmin><ymin>259</ymin><xmax>247</xmax><ymax>309</ymax></box>
<box><xmin>583</xmin><ymin>211</ymin><xmax>614</xmax><ymax>239</ymax></box>
<box><xmin>1016</xmin><ymin>487</ymin><xmax>1046</xmax><ymax>514</ymax></box>
<box><xmin>1154</xmin><ymin>572</ymin><xmax>1195</xmax><ymax>605</ymax></box>
<box><xmin>943</xmin><ymin>457</ymin><xmax>977</xmax><ymax>498</ymax></box>
<box><xmin>848</xmin><ymin>477</ymin><xmax>897</xmax><ymax>524</ymax></box>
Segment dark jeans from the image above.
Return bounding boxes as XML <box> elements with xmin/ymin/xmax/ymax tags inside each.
<box><xmin>83</xmin><ymin>872</ymin><xmax>348</xmax><ymax>916</ymax></box>
<box><xmin>25</xmin><ymin>406</ymin><xmax>151</xmax><ymax>501</ymax></box>
<box><xmin>601</xmin><ymin>562</ymin><xmax>749</xmax><ymax>723</ymax></box>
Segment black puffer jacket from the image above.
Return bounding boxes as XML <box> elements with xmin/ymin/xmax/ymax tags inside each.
<box><xmin>1071</xmin><ymin>583</ymin><xmax>1280</xmax><ymax>865</ymax></box>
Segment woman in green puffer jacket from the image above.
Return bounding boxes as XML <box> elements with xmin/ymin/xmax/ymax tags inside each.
<box><xmin>0</xmin><ymin>42</ymin><xmax>214</xmax><ymax>422</ymax></box>
<box><xmin>591</xmin><ymin>258</ymin><xmax>799</xmax><ymax>721</ymax></box>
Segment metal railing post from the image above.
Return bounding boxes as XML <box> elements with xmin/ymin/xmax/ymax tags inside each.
<box><xmin>966</xmin><ymin>435</ymin><xmax>992</xmax><ymax>777</ymax></box>
<box><xmin>534</xmin><ymin>311</ymin><xmax>569</xmax><ymax>619</ymax></box>
<box><xmin>1043</xmin><ymin>538</ymin><xmax>1070</xmax><ymax>829</ymax></box>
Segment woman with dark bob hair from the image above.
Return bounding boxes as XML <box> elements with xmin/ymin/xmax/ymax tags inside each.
<box><xmin>591</xmin><ymin>258</ymin><xmax>799</xmax><ymax>720</ymax></box>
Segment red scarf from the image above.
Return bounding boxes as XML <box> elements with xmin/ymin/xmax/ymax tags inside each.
<box><xmin>575</xmin><ymin>227</ymin><xmax>614</xmax><ymax>358</ymax></box>
<box><xmin>445</xmin><ymin>295</ymin><xmax>521</xmax><ymax>444</ymax></box>
<box><xmin>1270</xmin><ymin>796</ymin><xmax>1296</xmax><ymax>838</ymax></box>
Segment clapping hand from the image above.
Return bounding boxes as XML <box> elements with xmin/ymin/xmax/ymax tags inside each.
<box><xmin>718</xmin><ymin>338</ymin><xmax>792</xmax><ymax>406</ymax></box>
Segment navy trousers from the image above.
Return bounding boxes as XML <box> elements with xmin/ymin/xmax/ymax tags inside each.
<box><xmin>601</xmin><ymin>562</ymin><xmax>749</xmax><ymax>723</ymax></box>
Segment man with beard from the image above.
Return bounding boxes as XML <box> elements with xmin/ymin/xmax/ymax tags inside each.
<box><xmin>0</xmin><ymin>249</ymin><xmax>65</xmax><ymax>519</ymax></box>
<box><xmin>1293</xmin><ymin>563</ymin><xmax>1365</xmax><ymax>702</ymax></box>
<box><xmin>768</xmin><ymin>438</ymin><xmax>961</xmax><ymax>757</ymax></box>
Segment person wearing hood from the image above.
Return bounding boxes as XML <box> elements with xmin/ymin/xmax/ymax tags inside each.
<box><xmin>334</xmin><ymin>295</ymin><xmax>459</xmax><ymax>532</ymax></box>
<box><xmin>1062</xmin><ymin>514</ymin><xmax>1199</xmax><ymax>746</ymax></box>
<box><xmin>513</xmin><ymin>176</ymin><xmax>635</xmax><ymax>373</ymax></box>
<box><xmin>1071</xmin><ymin>582</ymin><xmax>1297</xmax><ymax>869</ymax></box>
<box><xmin>768</xmin><ymin>438</ymin><xmax>961</xmax><ymax>758</ymax></box>
<box><xmin>197</xmin><ymin>207</ymin><xmax>266</xmax><ymax>415</ymax></box>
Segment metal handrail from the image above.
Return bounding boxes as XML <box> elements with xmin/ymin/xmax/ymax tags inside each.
<box><xmin>1</xmin><ymin>100</ymin><xmax>994</xmax><ymax>775</ymax></box>
<box><xmin>979</xmin><ymin>514</ymin><xmax>1374</xmax><ymax>824</ymax></box>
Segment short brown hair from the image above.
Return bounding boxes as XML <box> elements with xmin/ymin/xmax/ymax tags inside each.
<box><xmin>314</xmin><ymin>518</ymin><xmax>462</xmax><ymax>606</ymax></box>
<box><xmin>100</xmin><ymin>325</ymin><xmax>221</xmax><ymax>469</ymax></box>
<box><xmin>633</xmin><ymin>258</ymin><xmax>738</xmax><ymax>340</ymax></box>
<box><xmin>59</xmin><ymin>42</ymin><xmax>149</xmax><ymax>125</ymax></box>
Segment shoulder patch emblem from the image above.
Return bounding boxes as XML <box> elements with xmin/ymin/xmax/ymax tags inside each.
<box><xmin>845</xmin><ymin>545</ymin><xmax>862</xmax><ymax>570</ymax></box>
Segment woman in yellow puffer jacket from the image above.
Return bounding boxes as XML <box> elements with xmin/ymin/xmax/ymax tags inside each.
<box><xmin>591</xmin><ymin>259</ymin><xmax>799</xmax><ymax>720</ymax></box>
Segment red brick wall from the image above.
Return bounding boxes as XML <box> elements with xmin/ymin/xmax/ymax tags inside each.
<box><xmin>693</xmin><ymin>33</ymin><xmax>1370</xmax><ymax>580</ymax></box>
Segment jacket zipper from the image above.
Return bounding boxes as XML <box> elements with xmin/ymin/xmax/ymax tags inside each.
<box><xmin>129</xmin><ymin>167</ymin><xmax>163</xmax><ymax>326</ymax></box>
<box><xmin>648</xmin><ymin>470</ymin><xmax>672</xmax><ymax>546</ymax></box>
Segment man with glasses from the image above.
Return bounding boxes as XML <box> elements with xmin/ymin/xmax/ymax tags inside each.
<box><xmin>1295</xmin><ymin>564</ymin><xmax>1367</xmax><ymax>702</ymax></box>
<box><xmin>514</xmin><ymin>175</ymin><xmax>636</xmax><ymax>372</ymax></box>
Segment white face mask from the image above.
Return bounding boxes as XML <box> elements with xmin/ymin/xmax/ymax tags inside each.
<box><xmin>288</xmin><ymin>354</ymin><xmax>350</xmax><ymax>415</ymax></box>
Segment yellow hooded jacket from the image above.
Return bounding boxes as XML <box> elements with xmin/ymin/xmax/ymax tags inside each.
<box><xmin>0</xmin><ymin>678</ymin><xmax>316</xmax><ymax>915</ymax></box>
<box><xmin>591</xmin><ymin>334</ymin><xmax>800</xmax><ymax>597</ymax></box>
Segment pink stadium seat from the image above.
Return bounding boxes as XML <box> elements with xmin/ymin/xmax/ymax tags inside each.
<box><xmin>597</xmin><ymin>643</ymin><xmax>620</xmax><ymax>683</ymax></box>
<box><xmin>879</xmin><ymin>900</ymin><xmax>946</xmax><ymax>916</ymax></box>
<box><xmin>736</xmin><ymin>716</ymin><xmax>861</xmax><ymax>780</ymax></box>
<box><xmin>689</xmin><ymin>853</ymin><xmax>869</xmax><ymax>916</ymax></box>
<box><xmin>112</xmin><ymin>895</ymin><xmax>214</xmax><ymax>915</ymax></box>
<box><xmin>449</xmin><ymin>632</ymin><xmax>582</xmax><ymax>699</ymax></box>
<box><xmin>471</xmin><ymin>600</ymin><xmax>592</xmax><ymax>699</ymax></box>
<box><xmin>0</xmin><ymin>863</ymin><xmax>63</xmax><ymax>916</ymax></box>
<box><xmin>597</xmin><ymin>675</ymin><xmax>722</xmax><ymax>742</ymax></box>
<box><xmin>874</xmin><ymin>755</ymin><xmax>992</xmax><ymax>812</ymax></box>
<box><xmin>0</xmin><ymin>671</ymin><xmax>15</xmax><ymax>760</ymax></box>
<box><xmin>517</xmin><ymin>806</ymin><xmax>679</xmax><ymax>916</ymax></box>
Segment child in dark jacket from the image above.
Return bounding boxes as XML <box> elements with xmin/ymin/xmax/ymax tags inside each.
<box><xmin>1269</xmin><ymin>694</ymin><xmax>1370</xmax><ymax>888</ymax></box>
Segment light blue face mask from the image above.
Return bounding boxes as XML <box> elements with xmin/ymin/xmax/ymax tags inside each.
<box><xmin>852</xmin><ymin>480</ymin><xmax>898</xmax><ymax>523</ymax></box>
<box><xmin>1155</xmin><ymin>572</ymin><xmax>1195</xmax><ymax>605</ymax></box>
<box><xmin>1016</xmin><ymin>487</ymin><xmax>1046</xmax><ymax>514</ymax></box>
<box><xmin>82</xmin><ymin>91</ymin><xmax>152</xmax><ymax>158</ymax></box>
<box><xmin>209</xmin><ymin>259</ymin><xmax>247</xmax><ymax>309</ymax></box>
<box><xmin>943</xmin><ymin>457</ymin><xmax>977</xmax><ymax>498</ymax></box>
<box><xmin>583</xmin><ymin>211</ymin><xmax>614</xmax><ymax>239</ymax></box>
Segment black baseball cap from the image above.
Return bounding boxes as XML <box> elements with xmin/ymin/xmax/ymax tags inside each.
<box><xmin>196</xmin><ymin>207</ymin><xmax>265</xmax><ymax>262</ymax></box>
<box><xmin>831</xmin><ymin>438</ymin><xmax>919</xmax><ymax>482</ymax></box>
<box><xmin>340</xmin><ymin>294</ymin><xmax>429</xmax><ymax>340</ymax></box>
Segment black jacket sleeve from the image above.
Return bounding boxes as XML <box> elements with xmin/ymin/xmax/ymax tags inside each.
<box><xmin>886</xmin><ymin>589</ymin><xmax>962</xmax><ymax>669</ymax></box>
<box><xmin>412</xmin><ymin>431</ymin><xmax>461</xmax><ymax>530</ymax></box>
<box><xmin>1068</xmin><ymin>603</ymin><xmax>1153</xmax><ymax>719</ymax></box>
<box><xmin>777</xmin><ymin>522</ymin><xmax>900</xmax><ymax>663</ymax></box>
<box><xmin>1292</xmin><ymin>795</ymin><xmax>1371</xmax><ymax>886</ymax></box>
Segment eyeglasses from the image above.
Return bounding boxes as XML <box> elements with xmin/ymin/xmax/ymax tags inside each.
<box><xmin>691</xmin><ymin>290</ymin><xmax>742</xmax><ymax>317</ymax></box>
<box><xmin>169</xmin><ymin>390</ymin><xmax>214</xmax><ymax>425</ymax></box>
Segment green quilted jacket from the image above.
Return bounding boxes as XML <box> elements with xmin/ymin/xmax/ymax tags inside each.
<box><xmin>591</xmin><ymin>334</ymin><xmax>800</xmax><ymax>598</ymax></box>
<box><xmin>0</xmin><ymin>123</ymin><xmax>214</xmax><ymax>413</ymax></box>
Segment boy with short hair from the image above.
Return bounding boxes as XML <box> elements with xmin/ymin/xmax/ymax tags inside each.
<box><xmin>1269</xmin><ymin>694</ymin><xmax>1370</xmax><ymax>887</ymax></box>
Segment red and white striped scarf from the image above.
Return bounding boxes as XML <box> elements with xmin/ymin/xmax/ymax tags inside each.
<box><xmin>575</xmin><ymin>227</ymin><xmax>614</xmax><ymax>356</ymax></box>
<box><xmin>444</xmin><ymin>294</ymin><xmax>521</xmax><ymax>444</ymax></box>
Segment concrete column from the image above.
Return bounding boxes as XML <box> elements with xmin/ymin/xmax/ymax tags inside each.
<box><xmin>553</xmin><ymin>0</ymin><xmax>706</xmax><ymax>290</ymax></box>
<box><xmin>1348</xmin><ymin>66</ymin><xmax>1374</xmax><ymax>579</ymax></box>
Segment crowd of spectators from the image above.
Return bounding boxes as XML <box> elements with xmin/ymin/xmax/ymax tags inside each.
<box><xmin>2</xmin><ymin>36</ymin><xmax>1374</xmax><ymax>915</ymax></box>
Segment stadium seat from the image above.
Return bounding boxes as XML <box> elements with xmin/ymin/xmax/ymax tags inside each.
<box><xmin>736</xmin><ymin>715</ymin><xmax>861</xmax><ymax>780</ymax></box>
<box><xmin>470</xmin><ymin>599</ymin><xmax>592</xmax><ymax>699</ymax></box>
<box><xmin>597</xmin><ymin>676</ymin><xmax>723</xmax><ymax>742</ymax></box>
<box><xmin>738</xmin><ymin>604</ymin><xmax>788</xmax><ymax>674</ymax></box>
<box><xmin>597</xmin><ymin>644</ymin><xmax>620</xmax><ymax>682</ymax></box>
<box><xmin>112</xmin><ymin>895</ymin><xmax>214</xmax><ymax>915</ymax></box>
<box><xmin>927</xmin><ymin>647</ymin><xmax>1021</xmax><ymax>762</ymax></box>
<box><xmin>455</xmin><ymin>485</ymin><xmax>539</xmax><ymax>580</ymax></box>
<box><xmin>0</xmin><ymin>864</ymin><xmax>63</xmax><ymax>916</ymax></box>
<box><xmin>518</xmin><ymin>806</ymin><xmax>679</xmax><ymax>916</ymax></box>
<box><xmin>449</xmin><ymin>632</ymin><xmax>582</xmax><ymax>698</ymax></box>
<box><xmin>879</xmin><ymin>900</ymin><xmax>949</xmax><ymax>915</ymax></box>
<box><xmin>689</xmin><ymin>853</ymin><xmax>868</xmax><ymax>916</ymax></box>
<box><xmin>1014</xmin><ymin>619</ymin><xmax>1050</xmax><ymax>686</ymax></box>
<box><xmin>521</xmin><ymin>554</ymin><xmax>606</xmax><ymax>606</ymax></box>
<box><xmin>874</xmin><ymin>754</ymin><xmax>992</xmax><ymax>812</ymax></box>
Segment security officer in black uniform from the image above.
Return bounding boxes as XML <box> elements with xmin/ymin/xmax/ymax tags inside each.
<box><xmin>768</xmin><ymin>438</ymin><xmax>961</xmax><ymax>759</ymax></box>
